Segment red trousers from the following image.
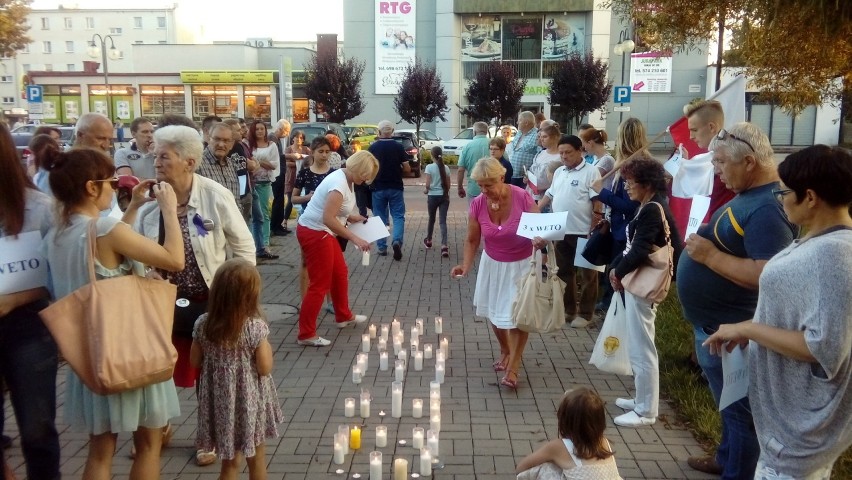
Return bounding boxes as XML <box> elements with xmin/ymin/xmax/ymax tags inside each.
<box><xmin>296</xmin><ymin>224</ymin><xmax>354</xmax><ymax>340</ymax></box>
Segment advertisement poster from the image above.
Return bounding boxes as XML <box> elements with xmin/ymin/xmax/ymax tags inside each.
<box><xmin>375</xmin><ymin>0</ymin><xmax>416</xmax><ymax>95</ymax></box>
<box><xmin>630</xmin><ymin>52</ymin><xmax>673</xmax><ymax>92</ymax></box>
<box><xmin>460</xmin><ymin>15</ymin><xmax>502</xmax><ymax>61</ymax></box>
<box><xmin>116</xmin><ymin>100</ymin><xmax>131</xmax><ymax>119</ymax></box>
<box><xmin>64</xmin><ymin>100</ymin><xmax>79</xmax><ymax>120</ymax></box>
<box><xmin>42</xmin><ymin>100</ymin><xmax>56</xmax><ymax>119</ymax></box>
<box><xmin>93</xmin><ymin>100</ymin><xmax>108</xmax><ymax>115</ymax></box>
<box><xmin>541</xmin><ymin>14</ymin><xmax>585</xmax><ymax>59</ymax></box>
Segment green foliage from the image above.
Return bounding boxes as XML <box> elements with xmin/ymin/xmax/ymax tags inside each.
<box><xmin>303</xmin><ymin>53</ymin><xmax>366</xmax><ymax>124</ymax></box>
<box><xmin>457</xmin><ymin>61</ymin><xmax>527</xmax><ymax>125</ymax></box>
<box><xmin>394</xmin><ymin>59</ymin><xmax>449</xmax><ymax>138</ymax></box>
<box><xmin>547</xmin><ymin>51</ymin><xmax>613</xmax><ymax>132</ymax></box>
<box><xmin>0</xmin><ymin>0</ymin><xmax>32</xmax><ymax>58</ymax></box>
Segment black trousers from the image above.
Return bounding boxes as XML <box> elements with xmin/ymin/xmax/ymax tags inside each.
<box><xmin>269</xmin><ymin>175</ymin><xmax>286</xmax><ymax>231</ymax></box>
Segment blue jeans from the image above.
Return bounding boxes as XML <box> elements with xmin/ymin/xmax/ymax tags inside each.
<box><xmin>694</xmin><ymin>325</ymin><xmax>760</xmax><ymax>480</ymax></box>
<box><xmin>250</xmin><ymin>189</ymin><xmax>264</xmax><ymax>253</ymax></box>
<box><xmin>0</xmin><ymin>301</ymin><xmax>60</xmax><ymax>480</ymax></box>
<box><xmin>372</xmin><ymin>188</ymin><xmax>405</xmax><ymax>251</ymax></box>
<box><xmin>252</xmin><ymin>182</ymin><xmax>272</xmax><ymax>252</ymax></box>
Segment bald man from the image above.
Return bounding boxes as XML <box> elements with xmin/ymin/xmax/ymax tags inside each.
<box><xmin>74</xmin><ymin>113</ymin><xmax>113</xmax><ymax>152</ymax></box>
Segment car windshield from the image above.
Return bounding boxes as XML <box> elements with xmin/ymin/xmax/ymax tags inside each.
<box><xmin>293</xmin><ymin>127</ymin><xmax>327</xmax><ymax>145</ymax></box>
<box><xmin>454</xmin><ymin>129</ymin><xmax>473</xmax><ymax>140</ymax></box>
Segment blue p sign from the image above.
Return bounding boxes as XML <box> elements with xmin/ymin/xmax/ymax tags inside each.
<box><xmin>26</xmin><ymin>85</ymin><xmax>43</xmax><ymax>103</ymax></box>
<box><xmin>614</xmin><ymin>86</ymin><xmax>631</xmax><ymax>104</ymax></box>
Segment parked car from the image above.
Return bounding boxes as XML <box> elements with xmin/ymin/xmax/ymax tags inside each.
<box><xmin>343</xmin><ymin>124</ymin><xmax>379</xmax><ymax>146</ymax></box>
<box><xmin>291</xmin><ymin>122</ymin><xmax>350</xmax><ymax>147</ymax></box>
<box><xmin>391</xmin><ymin>134</ymin><xmax>422</xmax><ymax>178</ymax></box>
<box><xmin>12</xmin><ymin>124</ymin><xmax>75</xmax><ymax>159</ymax></box>
<box><xmin>441</xmin><ymin>126</ymin><xmax>517</xmax><ymax>157</ymax></box>
<box><xmin>394</xmin><ymin>129</ymin><xmax>444</xmax><ymax>151</ymax></box>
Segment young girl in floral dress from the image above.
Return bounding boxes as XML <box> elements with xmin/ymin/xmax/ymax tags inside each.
<box><xmin>191</xmin><ymin>259</ymin><xmax>283</xmax><ymax>480</ymax></box>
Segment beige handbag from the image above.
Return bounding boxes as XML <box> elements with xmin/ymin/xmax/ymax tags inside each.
<box><xmin>512</xmin><ymin>245</ymin><xmax>567</xmax><ymax>334</ymax></box>
<box><xmin>40</xmin><ymin>219</ymin><xmax>178</xmax><ymax>395</ymax></box>
<box><xmin>621</xmin><ymin>202</ymin><xmax>673</xmax><ymax>304</ymax></box>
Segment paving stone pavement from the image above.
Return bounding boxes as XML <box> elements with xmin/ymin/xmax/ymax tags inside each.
<box><xmin>4</xmin><ymin>198</ymin><xmax>717</xmax><ymax>479</ymax></box>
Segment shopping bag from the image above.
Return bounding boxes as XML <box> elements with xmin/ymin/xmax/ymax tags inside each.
<box><xmin>589</xmin><ymin>295</ymin><xmax>633</xmax><ymax>376</ymax></box>
<box><xmin>512</xmin><ymin>246</ymin><xmax>566</xmax><ymax>334</ymax></box>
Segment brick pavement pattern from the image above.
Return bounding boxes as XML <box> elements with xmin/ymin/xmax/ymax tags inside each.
<box><xmin>4</xmin><ymin>205</ymin><xmax>716</xmax><ymax>479</ymax></box>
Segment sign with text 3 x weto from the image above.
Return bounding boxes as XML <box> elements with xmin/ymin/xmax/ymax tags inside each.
<box><xmin>0</xmin><ymin>231</ymin><xmax>48</xmax><ymax>295</ymax></box>
<box><xmin>517</xmin><ymin>212</ymin><xmax>569</xmax><ymax>241</ymax></box>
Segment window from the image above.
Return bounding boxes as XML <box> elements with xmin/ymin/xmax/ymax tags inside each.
<box><xmin>44</xmin><ymin>64</ymin><xmax>53</xmax><ymax>71</ymax></box>
<box><xmin>43</xmin><ymin>41</ymin><xmax>52</xmax><ymax>54</ymax></box>
<box><xmin>135</xmin><ymin>40</ymin><xmax>143</xmax><ymax>44</ymax></box>
<box><xmin>0</xmin><ymin>76</ymin><xmax>12</xmax><ymax>83</ymax></box>
<box><xmin>41</xmin><ymin>17</ymin><xmax>49</xmax><ymax>30</ymax></box>
<box><xmin>157</xmin><ymin>16</ymin><xmax>166</xmax><ymax>29</ymax></box>
<box><xmin>67</xmin><ymin>64</ymin><xmax>76</xmax><ymax>71</ymax></box>
<box><xmin>64</xmin><ymin>17</ymin><xmax>72</xmax><ymax>29</ymax></box>
<box><xmin>86</xmin><ymin>17</ymin><xmax>95</xmax><ymax>29</ymax></box>
<box><xmin>2</xmin><ymin>97</ymin><xmax>14</xmax><ymax>104</ymax></box>
<box><xmin>21</xmin><ymin>44</ymin><xmax>29</xmax><ymax>54</ymax></box>
<box><xmin>109</xmin><ymin>27</ymin><xmax>122</xmax><ymax>35</ymax></box>
<box><xmin>134</xmin><ymin>17</ymin><xmax>142</xmax><ymax>28</ymax></box>
<box><xmin>158</xmin><ymin>40</ymin><xmax>167</xmax><ymax>44</ymax></box>
<box><xmin>141</xmin><ymin>85</ymin><xmax>186</xmax><ymax>117</ymax></box>
<box><xmin>22</xmin><ymin>64</ymin><xmax>30</xmax><ymax>72</ymax></box>
<box><xmin>65</xmin><ymin>41</ymin><xmax>74</xmax><ymax>53</ymax></box>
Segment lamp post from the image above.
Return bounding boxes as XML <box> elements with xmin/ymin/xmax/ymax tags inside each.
<box><xmin>87</xmin><ymin>34</ymin><xmax>122</xmax><ymax>121</ymax></box>
<box><xmin>613</xmin><ymin>29</ymin><xmax>635</xmax><ymax>124</ymax></box>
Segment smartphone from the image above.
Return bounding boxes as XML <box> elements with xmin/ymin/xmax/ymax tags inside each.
<box><xmin>148</xmin><ymin>184</ymin><xmax>156</xmax><ymax>199</ymax></box>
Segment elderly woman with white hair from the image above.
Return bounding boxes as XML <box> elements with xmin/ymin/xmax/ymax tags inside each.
<box><xmin>132</xmin><ymin>125</ymin><xmax>255</xmax><ymax>466</ymax></box>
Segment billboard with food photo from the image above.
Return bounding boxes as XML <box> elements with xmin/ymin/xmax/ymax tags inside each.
<box><xmin>541</xmin><ymin>14</ymin><xmax>586</xmax><ymax>59</ymax></box>
<box><xmin>460</xmin><ymin>15</ymin><xmax>502</xmax><ymax>61</ymax></box>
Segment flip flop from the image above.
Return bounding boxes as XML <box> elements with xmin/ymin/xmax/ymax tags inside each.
<box><xmin>492</xmin><ymin>354</ymin><xmax>509</xmax><ymax>372</ymax></box>
<box><xmin>500</xmin><ymin>370</ymin><xmax>519</xmax><ymax>389</ymax></box>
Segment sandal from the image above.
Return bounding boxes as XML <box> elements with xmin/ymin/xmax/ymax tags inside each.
<box><xmin>423</xmin><ymin>238</ymin><xmax>432</xmax><ymax>249</ymax></box>
<box><xmin>441</xmin><ymin>246</ymin><xmax>449</xmax><ymax>258</ymax></box>
<box><xmin>500</xmin><ymin>370</ymin><xmax>519</xmax><ymax>389</ymax></box>
<box><xmin>162</xmin><ymin>423</ymin><xmax>174</xmax><ymax>448</ymax></box>
<box><xmin>492</xmin><ymin>354</ymin><xmax>509</xmax><ymax>372</ymax></box>
<box><xmin>196</xmin><ymin>449</ymin><xmax>217</xmax><ymax>466</ymax></box>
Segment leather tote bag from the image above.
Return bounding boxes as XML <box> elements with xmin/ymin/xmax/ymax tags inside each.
<box><xmin>621</xmin><ymin>202</ymin><xmax>673</xmax><ymax>304</ymax></box>
<box><xmin>512</xmin><ymin>245</ymin><xmax>567</xmax><ymax>334</ymax></box>
<box><xmin>581</xmin><ymin>219</ymin><xmax>614</xmax><ymax>266</ymax></box>
<box><xmin>40</xmin><ymin>219</ymin><xmax>178</xmax><ymax>395</ymax></box>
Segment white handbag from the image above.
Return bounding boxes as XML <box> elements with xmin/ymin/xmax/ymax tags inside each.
<box><xmin>589</xmin><ymin>294</ymin><xmax>633</xmax><ymax>376</ymax></box>
<box><xmin>512</xmin><ymin>245</ymin><xmax>566</xmax><ymax>334</ymax></box>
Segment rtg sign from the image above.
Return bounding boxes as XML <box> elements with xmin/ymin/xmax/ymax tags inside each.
<box><xmin>375</xmin><ymin>1</ymin><xmax>416</xmax><ymax>95</ymax></box>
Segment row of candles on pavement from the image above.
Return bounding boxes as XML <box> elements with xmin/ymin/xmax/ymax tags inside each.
<box><xmin>335</xmin><ymin>317</ymin><xmax>445</xmax><ymax>478</ymax></box>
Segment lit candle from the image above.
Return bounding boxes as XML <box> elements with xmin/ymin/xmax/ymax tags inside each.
<box><xmin>352</xmin><ymin>366</ymin><xmax>362</xmax><ymax>384</ymax></box>
<box><xmin>416</xmin><ymin>317</ymin><xmax>424</xmax><ymax>333</ymax></box>
<box><xmin>333</xmin><ymin>435</ymin><xmax>345</xmax><ymax>464</ymax></box>
<box><xmin>368</xmin><ymin>323</ymin><xmax>377</xmax><ymax>339</ymax></box>
<box><xmin>412</xmin><ymin>427</ymin><xmax>424</xmax><ymax>449</ymax></box>
<box><xmin>375</xmin><ymin>425</ymin><xmax>387</xmax><ymax>448</ymax></box>
<box><xmin>378</xmin><ymin>337</ymin><xmax>387</xmax><ymax>352</ymax></box>
<box><xmin>350</xmin><ymin>425</ymin><xmax>361</xmax><ymax>450</ymax></box>
<box><xmin>411</xmin><ymin>325</ymin><xmax>419</xmax><ymax>341</ymax></box>
<box><xmin>410</xmin><ymin>339</ymin><xmax>419</xmax><ymax>353</ymax></box>
<box><xmin>424</xmin><ymin>343</ymin><xmax>433</xmax><ymax>359</ymax></box>
<box><xmin>370</xmin><ymin>451</ymin><xmax>382</xmax><ymax>480</ymax></box>
<box><xmin>420</xmin><ymin>447</ymin><xmax>432</xmax><ymax>476</ymax></box>
<box><xmin>435</xmin><ymin>363</ymin><xmax>445</xmax><ymax>384</ymax></box>
<box><xmin>393</xmin><ymin>338</ymin><xmax>402</xmax><ymax>356</ymax></box>
<box><xmin>380</xmin><ymin>324</ymin><xmax>389</xmax><ymax>342</ymax></box>
<box><xmin>436</xmin><ymin>350</ymin><xmax>445</xmax><ymax>364</ymax></box>
<box><xmin>395</xmin><ymin>359</ymin><xmax>405</xmax><ymax>382</ymax></box>
<box><xmin>380</xmin><ymin>351</ymin><xmax>389</xmax><ymax>371</ymax></box>
<box><xmin>430</xmin><ymin>398</ymin><xmax>441</xmax><ymax>415</ymax></box>
<box><xmin>391</xmin><ymin>381</ymin><xmax>403</xmax><ymax>418</ymax></box>
<box><xmin>360</xmin><ymin>391</ymin><xmax>371</xmax><ymax>418</ymax></box>
<box><xmin>398</xmin><ymin>348</ymin><xmax>407</xmax><ymax>363</ymax></box>
<box><xmin>358</xmin><ymin>352</ymin><xmax>369</xmax><ymax>372</ymax></box>
<box><xmin>412</xmin><ymin>398</ymin><xmax>423</xmax><ymax>418</ymax></box>
<box><xmin>440</xmin><ymin>337</ymin><xmax>449</xmax><ymax>359</ymax></box>
<box><xmin>427</xmin><ymin>429</ymin><xmax>439</xmax><ymax>458</ymax></box>
<box><xmin>430</xmin><ymin>381</ymin><xmax>440</xmax><ymax>399</ymax></box>
<box><xmin>391</xmin><ymin>319</ymin><xmax>400</xmax><ymax>336</ymax></box>
<box><xmin>393</xmin><ymin>458</ymin><xmax>408</xmax><ymax>480</ymax></box>
<box><xmin>434</xmin><ymin>316</ymin><xmax>443</xmax><ymax>334</ymax></box>
<box><xmin>361</xmin><ymin>334</ymin><xmax>371</xmax><ymax>353</ymax></box>
<box><xmin>430</xmin><ymin>413</ymin><xmax>441</xmax><ymax>433</ymax></box>
<box><xmin>344</xmin><ymin>397</ymin><xmax>355</xmax><ymax>417</ymax></box>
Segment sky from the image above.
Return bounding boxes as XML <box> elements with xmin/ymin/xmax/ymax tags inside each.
<box><xmin>30</xmin><ymin>0</ymin><xmax>345</xmax><ymax>43</ymax></box>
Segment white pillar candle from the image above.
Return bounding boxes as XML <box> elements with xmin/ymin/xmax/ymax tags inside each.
<box><xmin>412</xmin><ymin>398</ymin><xmax>423</xmax><ymax>418</ymax></box>
<box><xmin>333</xmin><ymin>435</ymin><xmax>345</xmax><ymax>464</ymax></box>
<box><xmin>427</xmin><ymin>429</ymin><xmax>439</xmax><ymax>458</ymax></box>
<box><xmin>391</xmin><ymin>381</ymin><xmax>403</xmax><ymax>418</ymax></box>
<box><xmin>368</xmin><ymin>323</ymin><xmax>377</xmax><ymax>339</ymax></box>
<box><xmin>378</xmin><ymin>337</ymin><xmax>388</xmax><ymax>353</ymax></box>
<box><xmin>416</xmin><ymin>317</ymin><xmax>424</xmax><ymax>334</ymax></box>
<box><xmin>430</xmin><ymin>381</ymin><xmax>440</xmax><ymax>400</ymax></box>
<box><xmin>379</xmin><ymin>351</ymin><xmax>389</xmax><ymax>371</ymax></box>
<box><xmin>397</xmin><ymin>348</ymin><xmax>407</xmax><ymax>363</ymax></box>
<box><xmin>394</xmin><ymin>359</ymin><xmax>405</xmax><ymax>382</ymax></box>
<box><xmin>370</xmin><ymin>451</ymin><xmax>382</xmax><ymax>480</ymax></box>
<box><xmin>414</xmin><ymin>351</ymin><xmax>423</xmax><ymax>371</ymax></box>
<box><xmin>435</xmin><ymin>363</ymin><xmax>445</xmax><ymax>384</ymax></box>
<box><xmin>420</xmin><ymin>447</ymin><xmax>432</xmax><ymax>476</ymax></box>
<box><xmin>423</xmin><ymin>343</ymin><xmax>433</xmax><ymax>359</ymax></box>
<box><xmin>344</xmin><ymin>397</ymin><xmax>355</xmax><ymax>417</ymax></box>
<box><xmin>434</xmin><ymin>316</ymin><xmax>443</xmax><ymax>334</ymax></box>
<box><xmin>436</xmin><ymin>350</ymin><xmax>445</xmax><ymax>364</ymax></box>
<box><xmin>410</xmin><ymin>325</ymin><xmax>419</xmax><ymax>341</ymax></box>
<box><xmin>361</xmin><ymin>334</ymin><xmax>371</xmax><ymax>353</ymax></box>
<box><xmin>375</xmin><ymin>425</ymin><xmax>387</xmax><ymax>448</ymax></box>
<box><xmin>352</xmin><ymin>366</ymin><xmax>362</xmax><ymax>384</ymax></box>
<box><xmin>393</xmin><ymin>458</ymin><xmax>408</xmax><ymax>480</ymax></box>
<box><xmin>391</xmin><ymin>319</ymin><xmax>400</xmax><ymax>336</ymax></box>
<box><xmin>338</xmin><ymin>425</ymin><xmax>350</xmax><ymax>455</ymax></box>
<box><xmin>393</xmin><ymin>338</ymin><xmax>402</xmax><ymax>356</ymax></box>
<box><xmin>430</xmin><ymin>413</ymin><xmax>441</xmax><ymax>433</ymax></box>
<box><xmin>440</xmin><ymin>337</ymin><xmax>449</xmax><ymax>359</ymax></box>
<box><xmin>358</xmin><ymin>352</ymin><xmax>369</xmax><ymax>373</ymax></box>
<box><xmin>380</xmin><ymin>324</ymin><xmax>389</xmax><ymax>341</ymax></box>
<box><xmin>360</xmin><ymin>392</ymin><xmax>371</xmax><ymax>418</ymax></box>
<box><xmin>410</xmin><ymin>339</ymin><xmax>419</xmax><ymax>353</ymax></box>
<box><xmin>412</xmin><ymin>426</ymin><xmax>425</xmax><ymax>449</ymax></box>
<box><xmin>430</xmin><ymin>398</ymin><xmax>441</xmax><ymax>415</ymax></box>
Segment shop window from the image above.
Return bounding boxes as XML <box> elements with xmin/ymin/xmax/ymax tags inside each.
<box><xmin>141</xmin><ymin>85</ymin><xmax>186</xmax><ymax>117</ymax></box>
<box><xmin>191</xmin><ymin>85</ymin><xmax>237</xmax><ymax>121</ymax></box>
<box><xmin>244</xmin><ymin>86</ymin><xmax>271</xmax><ymax>123</ymax></box>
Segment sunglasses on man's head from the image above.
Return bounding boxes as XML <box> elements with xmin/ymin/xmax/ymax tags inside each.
<box><xmin>716</xmin><ymin>129</ymin><xmax>755</xmax><ymax>153</ymax></box>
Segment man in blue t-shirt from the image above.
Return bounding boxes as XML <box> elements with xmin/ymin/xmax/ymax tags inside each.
<box><xmin>676</xmin><ymin>122</ymin><xmax>796</xmax><ymax>480</ymax></box>
<box><xmin>368</xmin><ymin>120</ymin><xmax>411</xmax><ymax>260</ymax></box>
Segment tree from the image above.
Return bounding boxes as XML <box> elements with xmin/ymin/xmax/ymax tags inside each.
<box><xmin>457</xmin><ymin>62</ymin><xmax>527</xmax><ymax>127</ymax></box>
<box><xmin>303</xmin><ymin>53</ymin><xmax>366</xmax><ymax>124</ymax></box>
<box><xmin>547</xmin><ymin>51</ymin><xmax>613</xmax><ymax>132</ymax></box>
<box><xmin>393</xmin><ymin>59</ymin><xmax>449</xmax><ymax>139</ymax></box>
<box><xmin>0</xmin><ymin>0</ymin><xmax>32</xmax><ymax>58</ymax></box>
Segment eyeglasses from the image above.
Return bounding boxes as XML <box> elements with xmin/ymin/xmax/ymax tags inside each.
<box><xmin>210</xmin><ymin>136</ymin><xmax>232</xmax><ymax>145</ymax></box>
<box><xmin>771</xmin><ymin>188</ymin><xmax>794</xmax><ymax>203</ymax></box>
<box><xmin>94</xmin><ymin>178</ymin><xmax>120</xmax><ymax>190</ymax></box>
<box><xmin>716</xmin><ymin>129</ymin><xmax>755</xmax><ymax>153</ymax></box>
<box><xmin>623</xmin><ymin>180</ymin><xmax>637</xmax><ymax>189</ymax></box>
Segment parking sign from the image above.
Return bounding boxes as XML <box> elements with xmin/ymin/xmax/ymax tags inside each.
<box><xmin>614</xmin><ymin>86</ymin><xmax>631</xmax><ymax>104</ymax></box>
<box><xmin>26</xmin><ymin>85</ymin><xmax>43</xmax><ymax>103</ymax></box>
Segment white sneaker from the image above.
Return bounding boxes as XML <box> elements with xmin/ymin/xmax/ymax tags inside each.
<box><xmin>570</xmin><ymin>316</ymin><xmax>590</xmax><ymax>328</ymax></box>
<box><xmin>336</xmin><ymin>314</ymin><xmax>368</xmax><ymax>329</ymax></box>
<box><xmin>614</xmin><ymin>410</ymin><xmax>656</xmax><ymax>427</ymax></box>
<box><xmin>615</xmin><ymin>398</ymin><xmax>636</xmax><ymax>410</ymax></box>
<box><xmin>297</xmin><ymin>337</ymin><xmax>331</xmax><ymax>347</ymax></box>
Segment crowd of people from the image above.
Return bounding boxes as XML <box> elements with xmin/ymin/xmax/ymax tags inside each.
<box><xmin>0</xmin><ymin>105</ymin><xmax>850</xmax><ymax>480</ymax></box>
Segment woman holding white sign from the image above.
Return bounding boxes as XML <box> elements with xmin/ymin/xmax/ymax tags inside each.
<box><xmin>0</xmin><ymin>124</ymin><xmax>61</xmax><ymax>480</ymax></box>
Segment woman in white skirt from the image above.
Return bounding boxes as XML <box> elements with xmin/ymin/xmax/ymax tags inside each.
<box><xmin>451</xmin><ymin>157</ymin><xmax>546</xmax><ymax>389</ymax></box>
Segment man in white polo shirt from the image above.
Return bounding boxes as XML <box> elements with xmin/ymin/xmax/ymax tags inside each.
<box><xmin>538</xmin><ymin>134</ymin><xmax>602</xmax><ymax>328</ymax></box>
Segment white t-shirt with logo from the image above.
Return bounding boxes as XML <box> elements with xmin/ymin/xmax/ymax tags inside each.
<box><xmin>297</xmin><ymin>169</ymin><xmax>355</xmax><ymax>234</ymax></box>
<box><xmin>545</xmin><ymin>161</ymin><xmax>601</xmax><ymax>235</ymax></box>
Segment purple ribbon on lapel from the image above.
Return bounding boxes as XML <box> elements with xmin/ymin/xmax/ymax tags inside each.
<box><xmin>192</xmin><ymin>213</ymin><xmax>210</xmax><ymax>237</ymax></box>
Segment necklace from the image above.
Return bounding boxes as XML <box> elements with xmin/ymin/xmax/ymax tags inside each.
<box><xmin>490</xmin><ymin>200</ymin><xmax>500</xmax><ymax>211</ymax></box>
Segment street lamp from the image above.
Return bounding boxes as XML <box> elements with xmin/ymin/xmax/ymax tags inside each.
<box><xmin>613</xmin><ymin>29</ymin><xmax>635</xmax><ymax>123</ymax></box>
<box><xmin>87</xmin><ymin>34</ymin><xmax>122</xmax><ymax>120</ymax></box>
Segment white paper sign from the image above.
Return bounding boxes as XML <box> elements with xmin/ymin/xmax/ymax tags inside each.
<box><xmin>238</xmin><ymin>174</ymin><xmax>248</xmax><ymax>196</ymax></box>
<box><xmin>525</xmin><ymin>168</ymin><xmax>538</xmax><ymax>187</ymax></box>
<box><xmin>684</xmin><ymin>195</ymin><xmax>711</xmax><ymax>240</ymax></box>
<box><xmin>573</xmin><ymin>237</ymin><xmax>606</xmax><ymax>272</ymax></box>
<box><xmin>347</xmin><ymin>216</ymin><xmax>391</xmax><ymax>244</ymax></box>
<box><xmin>0</xmin><ymin>231</ymin><xmax>49</xmax><ymax>295</ymax></box>
<box><xmin>664</xmin><ymin>145</ymin><xmax>684</xmax><ymax>177</ymax></box>
<box><xmin>516</xmin><ymin>212</ymin><xmax>568</xmax><ymax>241</ymax></box>
<box><xmin>719</xmin><ymin>346</ymin><xmax>749</xmax><ymax>411</ymax></box>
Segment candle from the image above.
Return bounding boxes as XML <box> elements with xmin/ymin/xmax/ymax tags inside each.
<box><xmin>414</xmin><ymin>351</ymin><xmax>423</xmax><ymax>371</ymax></box>
<box><xmin>436</xmin><ymin>350</ymin><xmax>445</xmax><ymax>364</ymax></box>
<box><xmin>412</xmin><ymin>398</ymin><xmax>423</xmax><ymax>418</ymax></box>
<box><xmin>362</xmin><ymin>250</ymin><xmax>370</xmax><ymax>266</ymax></box>
<box><xmin>430</xmin><ymin>381</ymin><xmax>440</xmax><ymax>399</ymax></box>
<box><xmin>362</xmin><ymin>334</ymin><xmax>371</xmax><ymax>353</ymax></box>
<box><xmin>344</xmin><ymin>397</ymin><xmax>355</xmax><ymax>417</ymax></box>
<box><xmin>434</xmin><ymin>316</ymin><xmax>443</xmax><ymax>334</ymax></box>
<box><xmin>427</xmin><ymin>429</ymin><xmax>439</xmax><ymax>458</ymax></box>
<box><xmin>430</xmin><ymin>398</ymin><xmax>440</xmax><ymax>415</ymax></box>
<box><xmin>375</xmin><ymin>425</ymin><xmax>387</xmax><ymax>448</ymax></box>
<box><xmin>393</xmin><ymin>338</ymin><xmax>402</xmax><ymax>356</ymax></box>
<box><xmin>391</xmin><ymin>319</ymin><xmax>400</xmax><ymax>336</ymax></box>
<box><xmin>398</xmin><ymin>349</ymin><xmax>407</xmax><ymax>363</ymax></box>
<box><xmin>420</xmin><ymin>447</ymin><xmax>432</xmax><ymax>476</ymax></box>
<box><xmin>358</xmin><ymin>352</ymin><xmax>369</xmax><ymax>373</ymax></box>
<box><xmin>435</xmin><ymin>363</ymin><xmax>445</xmax><ymax>384</ymax></box>
<box><xmin>368</xmin><ymin>323</ymin><xmax>377</xmax><ymax>339</ymax></box>
<box><xmin>430</xmin><ymin>413</ymin><xmax>441</xmax><ymax>433</ymax></box>
<box><xmin>378</xmin><ymin>337</ymin><xmax>387</xmax><ymax>352</ymax></box>
<box><xmin>412</xmin><ymin>427</ymin><xmax>424</xmax><ymax>449</ymax></box>
<box><xmin>333</xmin><ymin>436</ymin><xmax>345</xmax><ymax>464</ymax></box>
<box><xmin>379</xmin><ymin>351</ymin><xmax>389</xmax><ymax>371</ymax></box>
<box><xmin>440</xmin><ymin>337</ymin><xmax>449</xmax><ymax>359</ymax></box>
<box><xmin>410</xmin><ymin>339</ymin><xmax>419</xmax><ymax>353</ymax></box>
<box><xmin>393</xmin><ymin>458</ymin><xmax>408</xmax><ymax>480</ymax></box>
<box><xmin>391</xmin><ymin>381</ymin><xmax>403</xmax><ymax>418</ymax></box>
<box><xmin>395</xmin><ymin>359</ymin><xmax>405</xmax><ymax>382</ymax></box>
<box><xmin>360</xmin><ymin>391</ymin><xmax>371</xmax><ymax>418</ymax></box>
<box><xmin>424</xmin><ymin>344</ymin><xmax>433</xmax><ymax>359</ymax></box>
<box><xmin>380</xmin><ymin>324</ymin><xmax>389</xmax><ymax>341</ymax></box>
<box><xmin>411</xmin><ymin>325</ymin><xmax>419</xmax><ymax>340</ymax></box>
<box><xmin>350</xmin><ymin>425</ymin><xmax>361</xmax><ymax>450</ymax></box>
<box><xmin>416</xmin><ymin>317</ymin><xmax>424</xmax><ymax>333</ymax></box>
<box><xmin>353</xmin><ymin>366</ymin><xmax>362</xmax><ymax>384</ymax></box>
<box><xmin>370</xmin><ymin>451</ymin><xmax>382</xmax><ymax>480</ymax></box>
